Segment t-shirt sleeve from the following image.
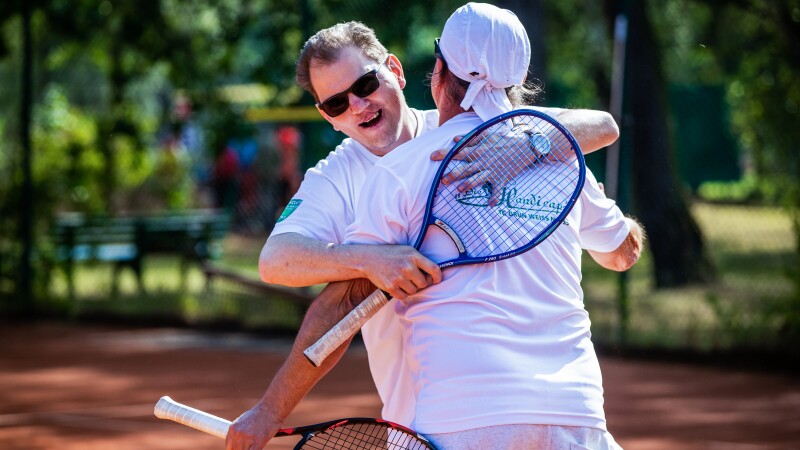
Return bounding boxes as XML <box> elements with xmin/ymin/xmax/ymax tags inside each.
<box><xmin>270</xmin><ymin>168</ymin><xmax>350</xmax><ymax>244</ymax></box>
<box><xmin>344</xmin><ymin>167</ymin><xmax>411</xmax><ymax>246</ymax></box>
<box><xmin>579</xmin><ymin>170</ymin><xmax>631</xmax><ymax>253</ymax></box>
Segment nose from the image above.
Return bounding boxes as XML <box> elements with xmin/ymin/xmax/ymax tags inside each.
<box><xmin>348</xmin><ymin>93</ymin><xmax>370</xmax><ymax>115</ymax></box>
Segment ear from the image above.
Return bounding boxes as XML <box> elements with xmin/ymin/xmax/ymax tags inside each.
<box><xmin>385</xmin><ymin>54</ymin><xmax>406</xmax><ymax>89</ymax></box>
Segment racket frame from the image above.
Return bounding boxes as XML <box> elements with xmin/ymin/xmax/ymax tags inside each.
<box><xmin>154</xmin><ymin>396</ymin><xmax>436</xmax><ymax>449</ymax></box>
<box><xmin>414</xmin><ymin>108</ymin><xmax>587</xmax><ymax>266</ymax></box>
<box><xmin>304</xmin><ymin>109</ymin><xmax>586</xmax><ymax>367</ymax></box>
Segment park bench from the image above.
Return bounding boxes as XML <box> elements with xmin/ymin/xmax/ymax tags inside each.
<box><xmin>53</xmin><ymin>209</ymin><xmax>230</xmax><ymax>297</ymax></box>
<box><xmin>199</xmin><ymin>261</ymin><xmax>314</xmax><ymax>306</ymax></box>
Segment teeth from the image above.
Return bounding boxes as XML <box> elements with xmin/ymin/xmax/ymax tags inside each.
<box><xmin>363</xmin><ymin>111</ymin><xmax>379</xmax><ymax>124</ymax></box>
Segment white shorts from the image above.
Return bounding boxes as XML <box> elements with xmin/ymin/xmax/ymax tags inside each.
<box><xmin>424</xmin><ymin>424</ymin><xmax>623</xmax><ymax>450</ymax></box>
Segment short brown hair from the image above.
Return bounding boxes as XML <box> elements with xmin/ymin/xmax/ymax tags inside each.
<box><xmin>296</xmin><ymin>21</ymin><xmax>389</xmax><ymax>102</ymax></box>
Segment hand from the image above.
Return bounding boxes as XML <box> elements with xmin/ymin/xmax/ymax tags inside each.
<box><xmin>225</xmin><ymin>404</ymin><xmax>280</xmax><ymax>450</ymax></box>
<box><xmin>351</xmin><ymin>244</ymin><xmax>443</xmax><ymax>300</ymax></box>
<box><xmin>430</xmin><ymin>130</ymin><xmax>537</xmax><ymax>206</ymax></box>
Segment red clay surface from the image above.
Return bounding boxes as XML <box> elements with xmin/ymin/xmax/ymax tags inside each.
<box><xmin>1</xmin><ymin>322</ymin><xmax>798</xmax><ymax>450</ymax></box>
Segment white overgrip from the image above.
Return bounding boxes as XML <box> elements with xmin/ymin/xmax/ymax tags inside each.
<box><xmin>154</xmin><ymin>396</ymin><xmax>230</xmax><ymax>439</ymax></box>
<box><xmin>303</xmin><ymin>289</ymin><xmax>391</xmax><ymax>367</ymax></box>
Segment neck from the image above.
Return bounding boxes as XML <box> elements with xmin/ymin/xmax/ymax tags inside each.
<box><xmin>383</xmin><ymin>107</ymin><xmax>417</xmax><ymax>155</ymax></box>
<box><xmin>437</xmin><ymin>98</ymin><xmax>467</xmax><ymax>126</ymax></box>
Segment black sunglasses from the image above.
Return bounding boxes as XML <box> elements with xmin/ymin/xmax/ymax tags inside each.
<box><xmin>317</xmin><ymin>62</ymin><xmax>385</xmax><ymax>117</ymax></box>
<box><xmin>434</xmin><ymin>38</ymin><xmax>443</xmax><ymax>60</ymax></box>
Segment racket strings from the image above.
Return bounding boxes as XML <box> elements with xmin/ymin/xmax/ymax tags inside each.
<box><xmin>433</xmin><ymin>117</ymin><xmax>582</xmax><ymax>258</ymax></box>
<box><xmin>300</xmin><ymin>422</ymin><xmax>432</xmax><ymax>450</ymax></box>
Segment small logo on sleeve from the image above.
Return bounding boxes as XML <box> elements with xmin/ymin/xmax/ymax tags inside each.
<box><xmin>277</xmin><ymin>199</ymin><xmax>303</xmax><ymax>223</ymax></box>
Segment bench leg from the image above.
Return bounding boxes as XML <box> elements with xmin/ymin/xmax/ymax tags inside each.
<box><xmin>179</xmin><ymin>257</ymin><xmax>190</xmax><ymax>290</ymax></box>
<box><xmin>65</xmin><ymin>259</ymin><xmax>75</xmax><ymax>301</ymax></box>
<box><xmin>114</xmin><ymin>259</ymin><xmax>145</xmax><ymax>295</ymax></box>
<box><xmin>133</xmin><ymin>258</ymin><xmax>144</xmax><ymax>294</ymax></box>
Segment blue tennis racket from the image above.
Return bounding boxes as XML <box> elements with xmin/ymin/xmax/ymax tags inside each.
<box><xmin>304</xmin><ymin>109</ymin><xmax>586</xmax><ymax>366</ymax></box>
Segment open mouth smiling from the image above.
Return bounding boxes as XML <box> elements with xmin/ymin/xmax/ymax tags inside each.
<box><xmin>359</xmin><ymin>110</ymin><xmax>382</xmax><ymax>128</ymax></box>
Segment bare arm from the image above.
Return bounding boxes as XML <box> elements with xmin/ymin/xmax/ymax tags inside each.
<box><xmin>225</xmin><ymin>278</ymin><xmax>376</xmax><ymax>450</ymax></box>
<box><xmin>429</xmin><ymin>107</ymin><xmax>619</xmax><ymax>205</ymax></box>
<box><xmin>260</xmin><ymin>233</ymin><xmax>441</xmax><ymax>299</ymax></box>
<box><xmin>588</xmin><ymin>217</ymin><xmax>645</xmax><ymax>271</ymax></box>
<box><xmin>528</xmin><ymin>107</ymin><xmax>619</xmax><ymax>153</ymax></box>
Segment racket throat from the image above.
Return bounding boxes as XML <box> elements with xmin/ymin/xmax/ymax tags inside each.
<box><xmin>434</xmin><ymin>218</ymin><xmax>466</xmax><ymax>255</ymax></box>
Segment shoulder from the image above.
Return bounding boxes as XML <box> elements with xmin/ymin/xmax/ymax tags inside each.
<box><xmin>306</xmin><ymin>137</ymin><xmax>377</xmax><ymax>179</ymax></box>
<box><xmin>379</xmin><ymin>113</ymin><xmax>481</xmax><ymax>169</ymax></box>
<box><xmin>416</xmin><ymin>108</ymin><xmax>441</xmax><ymax>133</ymax></box>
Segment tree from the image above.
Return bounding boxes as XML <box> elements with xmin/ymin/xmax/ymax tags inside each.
<box><xmin>700</xmin><ymin>0</ymin><xmax>800</xmax><ymax>334</ymax></box>
<box><xmin>605</xmin><ymin>0</ymin><xmax>715</xmax><ymax>287</ymax></box>
<box><xmin>0</xmin><ymin>0</ymin><xmax>267</xmax><ymax>303</ymax></box>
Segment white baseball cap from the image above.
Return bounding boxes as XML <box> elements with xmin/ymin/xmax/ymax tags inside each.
<box><xmin>439</xmin><ymin>2</ymin><xmax>531</xmax><ymax>120</ymax></box>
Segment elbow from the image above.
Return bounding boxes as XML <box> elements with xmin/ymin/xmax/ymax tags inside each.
<box><xmin>258</xmin><ymin>255</ymin><xmax>279</xmax><ymax>284</ymax></box>
<box><xmin>615</xmin><ymin>221</ymin><xmax>645</xmax><ymax>271</ymax></box>
<box><xmin>258</xmin><ymin>263</ymin><xmax>273</xmax><ymax>284</ymax></box>
<box><xmin>601</xmin><ymin>249</ymin><xmax>640</xmax><ymax>272</ymax></box>
<box><xmin>605</xmin><ymin>226</ymin><xmax>644</xmax><ymax>272</ymax></box>
<box><xmin>613</xmin><ymin>250</ymin><xmax>641</xmax><ymax>272</ymax></box>
<box><xmin>601</xmin><ymin>112</ymin><xmax>620</xmax><ymax>148</ymax></box>
<box><xmin>258</xmin><ymin>242</ymin><xmax>285</xmax><ymax>285</ymax></box>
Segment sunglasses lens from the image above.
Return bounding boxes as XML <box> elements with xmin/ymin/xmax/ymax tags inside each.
<box><xmin>352</xmin><ymin>72</ymin><xmax>380</xmax><ymax>98</ymax></box>
<box><xmin>322</xmin><ymin>94</ymin><xmax>349</xmax><ymax>117</ymax></box>
<box><xmin>320</xmin><ymin>69</ymin><xmax>382</xmax><ymax>117</ymax></box>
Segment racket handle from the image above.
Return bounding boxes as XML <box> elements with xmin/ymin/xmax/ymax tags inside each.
<box><xmin>304</xmin><ymin>288</ymin><xmax>391</xmax><ymax>367</ymax></box>
<box><xmin>154</xmin><ymin>396</ymin><xmax>230</xmax><ymax>439</ymax></box>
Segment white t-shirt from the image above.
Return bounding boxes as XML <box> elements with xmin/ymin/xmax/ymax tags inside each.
<box><xmin>344</xmin><ymin>112</ymin><xmax>630</xmax><ymax>434</ymax></box>
<box><xmin>270</xmin><ymin>108</ymin><xmax>440</xmax><ymax>425</ymax></box>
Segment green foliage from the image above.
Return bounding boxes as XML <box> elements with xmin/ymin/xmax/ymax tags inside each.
<box><xmin>714</xmin><ymin>2</ymin><xmax>800</xmax><ymax>203</ymax></box>
<box><xmin>543</xmin><ymin>0</ymin><xmax>612</xmax><ymax>108</ymax></box>
<box><xmin>1</xmin><ymin>0</ymin><xmax>798</xmax><ymax>336</ymax></box>
<box><xmin>33</xmin><ymin>86</ymin><xmax>103</xmax><ymax>212</ymax></box>
<box><xmin>697</xmin><ymin>175</ymin><xmax>762</xmax><ymax>204</ymax></box>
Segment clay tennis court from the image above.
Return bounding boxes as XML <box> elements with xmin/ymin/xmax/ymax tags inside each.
<box><xmin>2</xmin><ymin>322</ymin><xmax>798</xmax><ymax>449</ymax></box>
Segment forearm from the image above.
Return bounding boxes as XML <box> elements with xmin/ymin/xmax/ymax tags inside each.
<box><xmin>530</xmin><ymin>107</ymin><xmax>619</xmax><ymax>153</ymax></box>
<box><xmin>588</xmin><ymin>217</ymin><xmax>645</xmax><ymax>272</ymax></box>
<box><xmin>254</xmin><ymin>280</ymin><xmax>368</xmax><ymax>422</ymax></box>
<box><xmin>226</xmin><ymin>278</ymin><xmax>377</xmax><ymax>449</ymax></box>
<box><xmin>260</xmin><ymin>233</ymin><xmax>442</xmax><ymax>297</ymax></box>
<box><xmin>259</xmin><ymin>233</ymin><xmax>364</xmax><ymax>287</ymax></box>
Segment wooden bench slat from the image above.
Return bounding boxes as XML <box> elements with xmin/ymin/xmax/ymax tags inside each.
<box><xmin>52</xmin><ymin>209</ymin><xmax>231</xmax><ymax>296</ymax></box>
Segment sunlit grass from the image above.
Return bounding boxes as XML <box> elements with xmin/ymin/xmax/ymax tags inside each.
<box><xmin>44</xmin><ymin>234</ymin><xmax>305</xmax><ymax>330</ymax></box>
<box><xmin>42</xmin><ymin>202</ymin><xmax>798</xmax><ymax>354</ymax></box>
<box><xmin>584</xmin><ymin>201</ymin><xmax>797</xmax><ymax>352</ymax></box>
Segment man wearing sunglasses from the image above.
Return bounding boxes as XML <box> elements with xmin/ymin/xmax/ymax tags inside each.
<box><xmin>226</xmin><ymin>19</ymin><xmax>621</xmax><ymax>450</ymax></box>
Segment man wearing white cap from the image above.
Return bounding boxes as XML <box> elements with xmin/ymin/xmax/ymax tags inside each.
<box><xmin>225</xmin><ymin>8</ymin><xmax>632</xmax><ymax>450</ymax></box>
<box><xmin>340</xmin><ymin>3</ymin><xmax>643</xmax><ymax>448</ymax></box>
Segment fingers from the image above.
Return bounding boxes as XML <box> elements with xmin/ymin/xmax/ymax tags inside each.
<box><xmin>386</xmin><ymin>263</ymin><xmax>436</xmax><ymax>300</ymax></box>
<box><xmin>373</xmin><ymin>249</ymin><xmax>443</xmax><ymax>300</ymax></box>
<box><xmin>430</xmin><ymin>148</ymin><xmax>448</xmax><ymax>161</ymax></box>
<box><xmin>226</xmin><ymin>425</ymin><xmax>264</xmax><ymax>450</ymax></box>
<box><xmin>442</xmin><ymin>163</ymin><xmax>481</xmax><ymax>186</ymax></box>
<box><xmin>429</xmin><ymin>135</ymin><xmax>476</xmax><ymax>161</ymax></box>
<box><xmin>488</xmin><ymin>181</ymin><xmax>506</xmax><ymax>207</ymax></box>
<box><xmin>225</xmin><ymin>408</ymin><xmax>274</xmax><ymax>450</ymax></box>
<box><xmin>419</xmin><ymin>257</ymin><xmax>443</xmax><ymax>285</ymax></box>
<box><xmin>455</xmin><ymin>170</ymin><xmax>494</xmax><ymax>194</ymax></box>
